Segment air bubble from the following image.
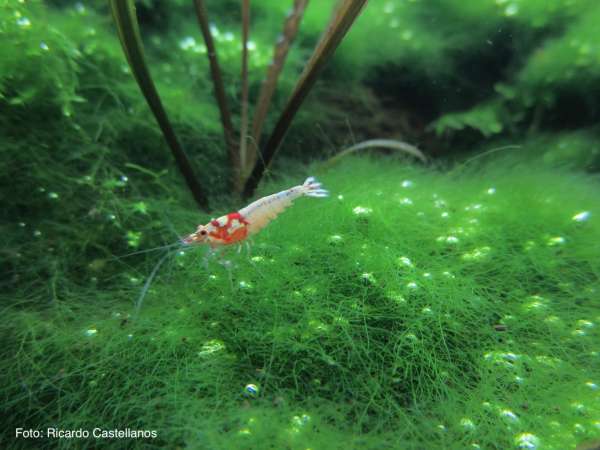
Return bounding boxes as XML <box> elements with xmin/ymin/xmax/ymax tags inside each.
<box><xmin>17</xmin><ymin>17</ymin><xmax>31</xmax><ymax>27</ymax></box>
<box><xmin>460</xmin><ymin>418</ymin><xmax>476</xmax><ymax>431</ymax></box>
<box><xmin>505</xmin><ymin>4</ymin><xmax>519</xmax><ymax>16</ymax></box>
<box><xmin>398</xmin><ymin>256</ymin><xmax>413</xmax><ymax>267</ymax></box>
<box><xmin>572</xmin><ymin>211</ymin><xmax>591</xmax><ymax>222</ymax></box>
<box><xmin>515</xmin><ymin>433</ymin><xmax>539</xmax><ymax>449</ymax></box>
<box><xmin>239</xmin><ymin>281</ymin><xmax>252</xmax><ymax>289</ymax></box>
<box><xmin>244</xmin><ymin>383</ymin><xmax>259</xmax><ymax>397</ymax></box>
<box><xmin>547</xmin><ymin>236</ymin><xmax>565</xmax><ymax>246</ymax></box>
<box><xmin>500</xmin><ymin>409</ymin><xmax>519</xmax><ymax>422</ymax></box>
<box><xmin>328</xmin><ymin>234</ymin><xmax>343</xmax><ymax>245</ymax></box>
<box><xmin>179</xmin><ymin>36</ymin><xmax>196</xmax><ymax>50</ymax></box>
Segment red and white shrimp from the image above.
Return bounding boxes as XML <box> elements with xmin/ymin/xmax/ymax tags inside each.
<box><xmin>182</xmin><ymin>177</ymin><xmax>328</xmax><ymax>248</ymax></box>
<box><xmin>134</xmin><ymin>178</ymin><xmax>327</xmax><ymax>314</ymax></box>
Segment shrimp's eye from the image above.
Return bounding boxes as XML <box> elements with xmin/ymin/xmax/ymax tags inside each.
<box><xmin>200</xmin><ymin>230</ymin><xmax>207</xmax><ymax>236</ymax></box>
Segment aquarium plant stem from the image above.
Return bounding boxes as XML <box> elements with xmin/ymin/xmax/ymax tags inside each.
<box><xmin>321</xmin><ymin>139</ymin><xmax>428</xmax><ymax>170</ymax></box>
<box><xmin>248</xmin><ymin>0</ymin><xmax>309</xmax><ymax>177</ymax></box>
<box><xmin>193</xmin><ymin>0</ymin><xmax>239</xmax><ymax>194</ymax></box>
<box><xmin>243</xmin><ymin>0</ymin><xmax>368</xmax><ymax>199</ymax></box>
<box><xmin>239</xmin><ymin>0</ymin><xmax>251</xmax><ymax>193</ymax></box>
<box><xmin>109</xmin><ymin>0</ymin><xmax>209</xmax><ymax>211</ymax></box>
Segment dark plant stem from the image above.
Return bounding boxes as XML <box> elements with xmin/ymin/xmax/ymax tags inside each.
<box><xmin>193</xmin><ymin>0</ymin><xmax>239</xmax><ymax>193</ymax></box>
<box><xmin>247</xmin><ymin>0</ymin><xmax>308</xmax><ymax>177</ymax></box>
<box><xmin>239</xmin><ymin>0</ymin><xmax>251</xmax><ymax>192</ymax></box>
<box><xmin>243</xmin><ymin>0</ymin><xmax>368</xmax><ymax>199</ymax></box>
<box><xmin>110</xmin><ymin>0</ymin><xmax>209</xmax><ymax>211</ymax></box>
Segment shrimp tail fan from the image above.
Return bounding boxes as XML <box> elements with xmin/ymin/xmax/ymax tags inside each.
<box><xmin>303</xmin><ymin>176</ymin><xmax>329</xmax><ymax>198</ymax></box>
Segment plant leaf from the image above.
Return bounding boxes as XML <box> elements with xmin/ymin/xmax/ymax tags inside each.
<box><xmin>247</xmin><ymin>0</ymin><xmax>309</xmax><ymax>178</ymax></box>
<box><xmin>320</xmin><ymin>139</ymin><xmax>428</xmax><ymax>170</ymax></box>
<box><xmin>193</xmin><ymin>0</ymin><xmax>238</xmax><ymax>193</ymax></box>
<box><xmin>109</xmin><ymin>0</ymin><xmax>209</xmax><ymax>210</ymax></box>
<box><xmin>243</xmin><ymin>0</ymin><xmax>368</xmax><ymax>198</ymax></box>
<box><xmin>239</xmin><ymin>0</ymin><xmax>251</xmax><ymax>193</ymax></box>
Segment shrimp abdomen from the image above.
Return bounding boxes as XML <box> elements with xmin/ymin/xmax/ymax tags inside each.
<box><xmin>239</xmin><ymin>177</ymin><xmax>328</xmax><ymax>235</ymax></box>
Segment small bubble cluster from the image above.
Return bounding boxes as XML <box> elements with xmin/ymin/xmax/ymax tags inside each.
<box><xmin>353</xmin><ymin>206</ymin><xmax>372</xmax><ymax>216</ymax></box>
<box><xmin>198</xmin><ymin>339</ymin><xmax>225</xmax><ymax>357</ymax></box>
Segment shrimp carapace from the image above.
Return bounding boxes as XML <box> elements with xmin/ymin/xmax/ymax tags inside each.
<box><xmin>182</xmin><ymin>177</ymin><xmax>328</xmax><ymax>248</ymax></box>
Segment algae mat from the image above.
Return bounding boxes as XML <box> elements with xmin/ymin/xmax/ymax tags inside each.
<box><xmin>2</xmin><ymin>158</ymin><xmax>599</xmax><ymax>450</ymax></box>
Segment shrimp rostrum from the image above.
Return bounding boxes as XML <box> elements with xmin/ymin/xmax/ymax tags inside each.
<box><xmin>182</xmin><ymin>177</ymin><xmax>329</xmax><ymax>250</ymax></box>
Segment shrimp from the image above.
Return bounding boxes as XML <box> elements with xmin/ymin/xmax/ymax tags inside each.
<box><xmin>134</xmin><ymin>177</ymin><xmax>327</xmax><ymax>315</ymax></box>
<box><xmin>182</xmin><ymin>177</ymin><xmax>329</xmax><ymax>248</ymax></box>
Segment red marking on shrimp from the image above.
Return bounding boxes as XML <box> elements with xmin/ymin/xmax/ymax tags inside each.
<box><xmin>207</xmin><ymin>213</ymin><xmax>250</xmax><ymax>245</ymax></box>
<box><xmin>227</xmin><ymin>212</ymin><xmax>249</xmax><ymax>225</ymax></box>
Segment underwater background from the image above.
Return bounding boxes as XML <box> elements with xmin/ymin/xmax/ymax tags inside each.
<box><xmin>2</xmin><ymin>0</ymin><xmax>600</xmax><ymax>449</ymax></box>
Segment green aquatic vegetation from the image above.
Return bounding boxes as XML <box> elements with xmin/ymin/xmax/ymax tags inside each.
<box><xmin>110</xmin><ymin>0</ymin><xmax>210</xmax><ymax>209</ymax></box>
<box><xmin>430</xmin><ymin>101</ymin><xmax>506</xmax><ymax>138</ymax></box>
<box><xmin>514</xmin><ymin>3</ymin><xmax>600</xmax><ymax>110</ymax></box>
<box><xmin>111</xmin><ymin>0</ymin><xmax>367</xmax><ymax>199</ymax></box>
<box><xmin>525</xmin><ymin>130</ymin><xmax>600</xmax><ymax>171</ymax></box>
<box><xmin>430</xmin><ymin>1</ymin><xmax>600</xmax><ymax>149</ymax></box>
<box><xmin>2</xmin><ymin>157</ymin><xmax>599</xmax><ymax>449</ymax></box>
<box><xmin>3</xmin><ymin>1</ymin><xmax>600</xmax><ymax>446</ymax></box>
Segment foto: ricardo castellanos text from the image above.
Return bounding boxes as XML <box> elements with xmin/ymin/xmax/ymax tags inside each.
<box><xmin>16</xmin><ymin>428</ymin><xmax>158</xmax><ymax>439</ymax></box>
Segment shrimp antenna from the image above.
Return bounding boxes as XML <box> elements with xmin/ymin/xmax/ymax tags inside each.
<box><xmin>113</xmin><ymin>242</ymin><xmax>182</xmax><ymax>260</ymax></box>
<box><xmin>134</xmin><ymin>250</ymin><xmax>174</xmax><ymax>318</ymax></box>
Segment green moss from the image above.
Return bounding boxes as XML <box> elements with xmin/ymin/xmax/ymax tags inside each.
<box><xmin>2</xmin><ymin>157</ymin><xmax>599</xmax><ymax>449</ymax></box>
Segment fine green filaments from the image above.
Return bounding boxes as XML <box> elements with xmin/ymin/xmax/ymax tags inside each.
<box><xmin>2</xmin><ymin>157</ymin><xmax>599</xmax><ymax>449</ymax></box>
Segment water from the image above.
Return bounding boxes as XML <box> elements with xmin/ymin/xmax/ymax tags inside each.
<box><xmin>2</xmin><ymin>1</ymin><xmax>600</xmax><ymax>449</ymax></box>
